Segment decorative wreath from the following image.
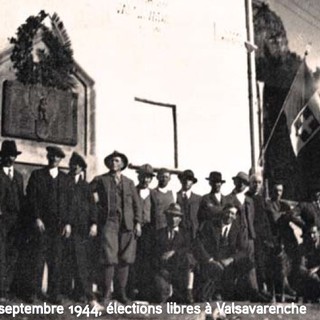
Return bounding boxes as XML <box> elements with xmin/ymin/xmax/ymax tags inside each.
<box><xmin>10</xmin><ymin>10</ymin><xmax>75</xmax><ymax>90</ymax></box>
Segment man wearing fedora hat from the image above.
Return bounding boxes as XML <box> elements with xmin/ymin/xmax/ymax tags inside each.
<box><xmin>226</xmin><ymin>172</ymin><xmax>249</xmax><ymax>208</ymax></box>
<box><xmin>198</xmin><ymin>171</ymin><xmax>227</xmax><ymax>225</ymax></box>
<box><xmin>0</xmin><ymin>140</ymin><xmax>24</xmax><ymax>301</ymax></box>
<box><xmin>26</xmin><ymin>145</ymin><xmax>71</xmax><ymax>304</ymax></box>
<box><xmin>90</xmin><ymin>151</ymin><xmax>142</xmax><ymax>304</ymax></box>
<box><xmin>154</xmin><ymin>203</ymin><xmax>195</xmax><ymax>303</ymax></box>
<box><xmin>177</xmin><ymin>170</ymin><xmax>201</xmax><ymax>240</ymax></box>
<box><xmin>128</xmin><ymin>164</ymin><xmax>155</xmax><ymax>300</ymax></box>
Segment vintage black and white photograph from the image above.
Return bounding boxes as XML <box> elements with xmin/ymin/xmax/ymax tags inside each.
<box><xmin>1</xmin><ymin>0</ymin><xmax>320</xmax><ymax>319</ymax></box>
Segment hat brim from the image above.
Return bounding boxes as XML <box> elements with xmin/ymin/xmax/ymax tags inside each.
<box><xmin>104</xmin><ymin>153</ymin><xmax>128</xmax><ymax>171</ymax></box>
<box><xmin>206</xmin><ymin>178</ymin><xmax>226</xmax><ymax>183</ymax></box>
<box><xmin>178</xmin><ymin>175</ymin><xmax>198</xmax><ymax>184</ymax></box>
<box><xmin>232</xmin><ymin>176</ymin><xmax>249</xmax><ymax>184</ymax></box>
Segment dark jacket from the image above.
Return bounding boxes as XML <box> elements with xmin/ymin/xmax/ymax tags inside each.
<box><xmin>68</xmin><ymin>174</ymin><xmax>97</xmax><ymax>237</ymax></box>
<box><xmin>194</xmin><ymin>217</ymin><xmax>247</xmax><ymax>264</ymax></box>
<box><xmin>176</xmin><ymin>191</ymin><xmax>201</xmax><ymax>239</ymax></box>
<box><xmin>90</xmin><ymin>172</ymin><xmax>142</xmax><ymax>229</ymax></box>
<box><xmin>198</xmin><ymin>192</ymin><xmax>227</xmax><ymax>225</ymax></box>
<box><xmin>0</xmin><ymin>168</ymin><xmax>24</xmax><ymax>230</ymax></box>
<box><xmin>26</xmin><ymin>168</ymin><xmax>70</xmax><ymax>232</ymax></box>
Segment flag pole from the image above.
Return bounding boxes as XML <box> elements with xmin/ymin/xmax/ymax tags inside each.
<box><xmin>258</xmin><ymin>47</ymin><xmax>310</xmax><ymax>164</ymax></box>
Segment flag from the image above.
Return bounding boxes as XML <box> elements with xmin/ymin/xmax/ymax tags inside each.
<box><xmin>283</xmin><ymin>59</ymin><xmax>320</xmax><ymax>155</ymax></box>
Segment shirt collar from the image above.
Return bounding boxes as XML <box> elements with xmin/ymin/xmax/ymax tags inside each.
<box><xmin>75</xmin><ymin>172</ymin><xmax>84</xmax><ymax>183</ymax></box>
<box><xmin>181</xmin><ymin>189</ymin><xmax>192</xmax><ymax>199</ymax></box>
<box><xmin>3</xmin><ymin>166</ymin><xmax>13</xmax><ymax>176</ymax></box>
<box><xmin>49</xmin><ymin>167</ymin><xmax>59</xmax><ymax>178</ymax></box>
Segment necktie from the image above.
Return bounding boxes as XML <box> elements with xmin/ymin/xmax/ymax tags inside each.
<box><xmin>115</xmin><ymin>175</ymin><xmax>121</xmax><ymax>185</ymax></box>
<box><xmin>222</xmin><ymin>226</ymin><xmax>228</xmax><ymax>239</ymax></box>
<box><xmin>8</xmin><ymin>168</ymin><xmax>13</xmax><ymax>180</ymax></box>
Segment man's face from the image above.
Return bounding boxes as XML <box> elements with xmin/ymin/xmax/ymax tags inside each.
<box><xmin>273</xmin><ymin>184</ymin><xmax>283</xmax><ymax>200</ymax></box>
<box><xmin>47</xmin><ymin>153</ymin><xmax>62</xmax><ymax>168</ymax></box>
<box><xmin>167</xmin><ymin>214</ymin><xmax>182</xmax><ymax>228</ymax></box>
<box><xmin>306</xmin><ymin>226</ymin><xmax>320</xmax><ymax>247</ymax></box>
<box><xmin>2</xmin><ymin>155</ymin><xmax>16</xmax><ymax>167</ymax></box>
<box><xmin>210</xmin><ymin>181</ymin><xmax>222</xmax><ymax>193</ymax></box>
<box><xmin>180</xmin><ymin>178</ymin><xmax>194</xmax><ymax>192</ymax></box>
<box><xmin>222</xmin><ymin>207</ymin><xmax>237</xmax><ymax>225</ymax></box>
<box><xmin>69</xmin><ymin>162</ymin><xmax>83</xmax><ymax>176</ymax></box>
<box><xmin>234</xmin><ymin>178</ymin><xmax>247</xmax><ymax>193</ymax></box>
<box><xmin>249</xmin><ymin>175</ymin><xmax>262</xmax><ymax>194</ymax></box>
<box><xmin>109</xmin><ymin>156</ymin><xmax>124</xmax><ymax>173</ymax></box>
<box><xmin>138</xmin><ymin>173</ymin><xmax>153</xmax><ymax>189</ymax></box>
<box><xmin>157</xmin><ymin>172</ymin><xmax>171</xmax><ymax>188</ymax></box>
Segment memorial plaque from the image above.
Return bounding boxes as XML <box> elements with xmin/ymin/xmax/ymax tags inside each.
<box><xmin>2</xmin><ymin>80</ymin><xmax>78</xmax><ymax>145</ymax></box>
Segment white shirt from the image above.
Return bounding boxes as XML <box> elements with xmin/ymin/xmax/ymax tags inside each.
<box><xmin>181</xmin><ymin>189</ymin><xmax>192</xmax><ymax>199</ymax></box>
<box><xmin>235</xmin><ymin>188</ymin><xmax>247</xmax><ymax>205</ymax></box>
<box><xmin>140</xmin><ymin>188</ymin><xmax>150</xmax><ymax>200</ymax></box>
<box><xmin>3</xmin><ymin>166</ymin><xmax>14</xmax><ymax>179</ymax></box>
<box><xmin>75</xmin><ymin>172</ymin><xmax>84</xmax><ymax>183</ymax></box>
<box><xmin>49</xmin><ymin>167</ymin><xmax>59</xmax><ymax>179</ymax></box>
<box><xmin>168</xmin><ymin>226</ymin><xmax>179</xmax><ymax>240</ymax></box>
<box><xmin>221</xmin><ymin>224</ymin><xmax>231</xmax><ymax>238</ymax></box>
<box><xmin>158</xmin><ymin>186</ymin><xmax>176</xmax><ymax>202</ymax></box>
<box><xmin>214</xmin><ymin>192</ymin><xmax>222</xmax><ymax>203</ymax></box>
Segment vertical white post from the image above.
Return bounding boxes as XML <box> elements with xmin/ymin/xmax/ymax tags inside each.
<box><xmin>245</xmin><ymin>0</ymin><xmax>260</xmax><ymax>173</ymax></box>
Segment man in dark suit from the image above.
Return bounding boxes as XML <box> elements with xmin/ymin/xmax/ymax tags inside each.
<box><xmin>61</xmin><ymin>152</ymin><xmax>103</xmax><ymax>310</ymax></box>
<box><xmin>128</xmin><ymin>164</ymin><xmax>155</xmax><ymax>300</ymax></box>
<box><xmin>27</xmin><ymin>146</ymin><xmax>71</xmax><ymax>304</ymax></box>
<box><xmin>194</xmin><ymin>203</ymin><xmax>252</xmax><ymax>300</ymax></box>
<box><xmin>154</xmin><ymin>203</ymin><xmax>195</xmax><ymax>303</ymax></box>
<box><xmin>198</xmin><ymin>171</ymin><xmax>227</xmax><ymax>225</ymax></box>
<box><xmin>176</xmin><ymin>169</ymin><xmax>200</xmax><ymax>302</ymax></box>
<box><xmin>91</xmin><ymin>151</ymin><xmax>142</xmax><ymax>304</ymax></box>
<box><xmin>0</xmin><ymin>140</ymin><xmax>24</xmax><ymax>302</ymax></box>
<box><xmin>177</xmin><ymin>169</ymin><xmax>201</xmax><ymax>239</ymax></box>
<box><xmin>246</xmin><ymin>172</ymin><xmax>274</xmax><ymax>298</ymax></box>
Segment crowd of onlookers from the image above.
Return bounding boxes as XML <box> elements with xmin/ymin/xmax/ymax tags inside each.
<box><xmin>1</xmin><ymin>140</ymin><xmax>320</xmax><ymax>310</ymax></box>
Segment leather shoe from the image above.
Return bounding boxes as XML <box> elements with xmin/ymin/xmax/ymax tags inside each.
<box><xmin>250</xmin><ymin>291</ymin><xmax>271</xmax><ymax>303</ymax></box>
<box><xmin>117</xmin><ymin>289</ymin><xmax>131</xmax><ymax>304</ymax></box>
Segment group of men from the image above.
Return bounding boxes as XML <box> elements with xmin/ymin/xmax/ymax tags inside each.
<box><xmin>1</xmin><ymin>141</ymin><xmax>320</xmax><ymax>308</ymax></box>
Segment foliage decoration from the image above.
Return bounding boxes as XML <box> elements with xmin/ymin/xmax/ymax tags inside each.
<box><xmin>10</xmin><ymin>10</ymin><xmax>75</xmax><ymax>90</ymax></box>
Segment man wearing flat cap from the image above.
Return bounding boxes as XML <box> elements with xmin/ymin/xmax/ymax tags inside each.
<box><xmin>154</xmin><ymin>203</ymin><xmax>195</xmax><ymax>303</ymax></box>
<box><xmin>27</xmin><ymin>146</ymin><xmax>71</xmax><ymax>304</ymax></box>
<box><xmin>0</xmin><ymin>140</ymin><xmax>24</xmax><ymax>301</ymax></box>
<box><xmin>90</xmin><ymin>151</ymin><xmax>142</xmax><ymax>304</ymax></box>
<box><xmin>177</xmin><ymin>170</ymin><xmax>201</xmax><ymax>240</ymax></box>
<box><xmin>61</xmin><ymin>152</ymin><xmax>103</xmax><ymax>310</ymax></box>
<box><xmin>198</xmin><ymin>171</ymin><xmax>227</xmax><ymax>225</ymax></box>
